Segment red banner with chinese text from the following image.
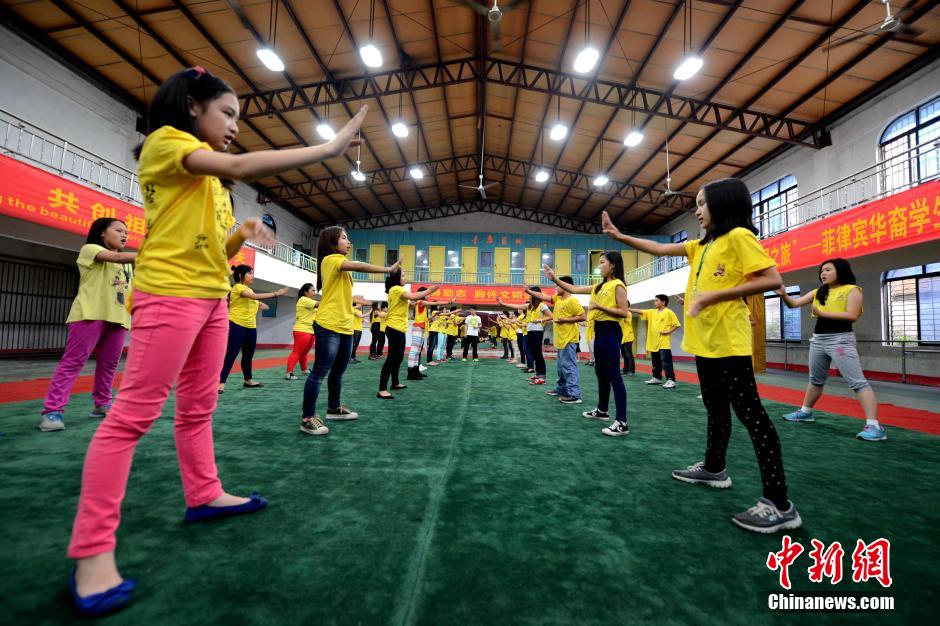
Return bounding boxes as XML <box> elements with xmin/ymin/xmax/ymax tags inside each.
<box><xmin>761</xmin><ymin>181</ymin><xmax>940</xmax><ymax>273</ymax></box>
<box><xmin>0</xmin><ymin>154</ymin><xmax>147</xmax><ymax>248</ymax></box>
<box><xmin>228</xmin><ymin>246</ymin><xmax>256</xmax><ymax>268</ymax></box>
<box><xmin>425</xmin><ymin>284</ymin><xmax>557</xmax><ymax>306</ymax></box>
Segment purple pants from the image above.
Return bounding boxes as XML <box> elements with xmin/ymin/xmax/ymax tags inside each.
<box><xmin>43</xmin><ymin>320</ymin><xmax>127</xmax><ymax>414</ymax></box>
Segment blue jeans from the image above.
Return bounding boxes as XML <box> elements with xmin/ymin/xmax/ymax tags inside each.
<box><xmin>219</xmin><ymin>322</ymin><xmax>256</xmax><ymax>383</ymax></box>
<box><xmin>302</xmin><ymin>323</ymin><xmax>352</xmax><ymax>416</ymax></box>
<box><xmin>594</xmin><ymin>321</ymin><xmax>627</xmax><ymax>423</ymax></box>
<box><xmin>554</xmin><ymin>343</ymin><xmax>582</xmax><ymax>399</ymax></box>
<box><xmin>516</xmin><ymin>333</ymin><xmax>528</xmax><ymax>364</ymax></box>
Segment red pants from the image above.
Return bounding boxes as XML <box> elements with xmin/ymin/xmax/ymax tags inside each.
<box><xmin>287</xmin><ymin>331</ymin><xmax>315</xmax><ymax>373</ymax></box>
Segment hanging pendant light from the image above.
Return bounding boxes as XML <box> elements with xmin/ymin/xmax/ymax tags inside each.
<box><xmin>593</xmin><ymin>140</ymin><xmax>609</xmax><ymax>187</ymax></box>
<box><xmin>410</xmin><ymin>127</ymin><xmax>423</xmax><ymax>179</ymax></box>
<box><xmin>256</xmin><ymin>0</ymin><xmax>284</xmax><ymax>71</ymax></box>
<box><xmin>534</xmin><ymin>131</ymin><xmax>550</xmax><ymax>183</ymax></box>
<box><xmin>549</xmin><ymin>96</ymin><xmax>568</xmax><ymax>141</ymax></box>
<box><xmin>674</xmin><ymin>0</ymin><xmax>703</xmax><ymax>81</ymax></box>
<box><xmin>317</xmin><ymin>93</ymin><xmax>335</xmax><ymax>140</ymax></box>
<box><xmin>623</xmin><ymin>89</ymin><xmax>644</xmax><ymax>147</ymax></box>
<box><xmin>391</xmin><ymin>91</ymin><xmax>409</xmax><ymax>138</ymax></box>
<box><xmin>573</xmin><ymin>0</ymin><xmax>599</xmax><ymax>73</ymax></box>
<box><xmin>360</xmin><ymin>0</ymin><xmax>383</xmax><ymax>68</ymax></box>
<box><xmin>351</xmin><ymin>129</ymin><xmax>367</xmax><ymax>181</ymax></box>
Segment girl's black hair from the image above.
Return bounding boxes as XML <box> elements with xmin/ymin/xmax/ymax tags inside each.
<box><xmin>655</xmin><ymin>294</ymin><xmax>669</xmax><ymax>306</ymax></box>
<box><xmin>593</xmin><ymin>250</ymin><xmax>626</xmax><ymax>295</ymax></box>
<box><xmin>86</xmin><ymin>217</ymin><xmax>126</xmax><ymax>246</ymax></box>
<box><xmin>385</xmin><ymin>268</ymin><xmax>403</xmax><ymax>293</ymax></box>
<box><xmin>316</xmin><ymin>226</ymin><xmax>346</xmax><ymax>291</ymax></box>
<box><xmin>700</xmin><ymin>178</ymin><xmax>758</xmax><ymax>244</ymax></box>
<box><xmin>816</xmin><ymin>258</ymin><xmax>857</xmax><ymax>305</ymax></box>
<box><xmin>299</xmin><ymin>283</ymin><xmax>314</xmax><ymax>298</ymax></box>
<box><xmin>528</xmin><ymin>285</ymin><xmax>543</xmax><ymax>310</ymax></box>
<box><xmin>134</xmin><ymin>68</ymin><xmax>236</xmax><ymax>160</ymax></box>
<box><xmin>231</xmin><ymin>264</ymin><xmax>252</xmax><ymax>284</ymax></box>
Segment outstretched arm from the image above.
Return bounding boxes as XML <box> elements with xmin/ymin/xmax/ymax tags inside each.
<box><xmin>241</xmin><ymin>286</ymin><xmax>289</xmax><ymax>300</ymax></box>
<box><xmin>524</xmin><ymin>287</ymin><xmax>554</xmax><ymax>303</ymax></box>
<box><xmin>687</xmin><ymin>266</ymin><xmax>782</xmax><ymax>317</ymax></box>
<box><xmin>601</xmin><ymin>211</ymin><xmax>688</xmax><ymax>257</ymax></box>
<box><xmin>403</xmin><ymin>285</ymin><xmax>441</xmax><ymax>301</ymax></box>
<box><xmin>777</xmin><ymin>287</ymin><xmax>815</xmax><ymax>308</ymax></box>
<box><xmin>341</xmin><ymin>258</ymin><xmax>401</xmax><ymax>275</ymax></box>
<box><xmin>496</xmin><ymin>297</ymin><xmax>527</xmax><ymax>311</ymax></box>
<box><xmin>95</xmin><ymin>250</ymin><xmax>137</xmax><ymax>264</ymax></box>
<box><xmin>543</xmin><ymin>264</ymin><xmax>593</xmax><ymax>295</ymax></box>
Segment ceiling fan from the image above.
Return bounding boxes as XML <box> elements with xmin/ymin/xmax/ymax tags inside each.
<box><xmin>457</xmin><ymin>0</ymin><xmax>529</xmax><ymax>52</ymax></box>
<box><xmin>459</xmin><ymin>113</ymin><xmax>500</xmax><ymax>200</ymax></box>
<box><xmin>823</xmin><ymin>0</ymin><xmax>924</xmax><ymax>50</ymax></box>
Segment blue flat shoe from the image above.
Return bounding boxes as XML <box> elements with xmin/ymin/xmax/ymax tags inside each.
<box><xmin>69</xmin><ymin>568</ymin><xmax>137</xmax><ymax>616</ymax></box>
<box><xmin>184</xmin><ymin>492</ymin><xmax>267</xmax><ymax>522</ymax></box>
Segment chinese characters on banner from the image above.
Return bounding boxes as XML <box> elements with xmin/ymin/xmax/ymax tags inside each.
<box><xmin>227</xmin><ymin>246</ymin><xmax>256</xmax><ymax>268</ymax></box>
<box><xmin>0</xmin><ymin>154</ymin><xmax>148</xmax><ymax>248</ymax></box>
<box><xmin>767</xmin><ymin>535</ymin><xmax>892</xmax><ymax>590</ymax></box>
<box><xmin>761</xmin><ymin>180</ymin><xmax>940</xmax><ymax>273</ymax></box>
<box><xmin>429</xmin><ymin>284</ymin><xmax>556</xmax><ymax>305</ymax></box>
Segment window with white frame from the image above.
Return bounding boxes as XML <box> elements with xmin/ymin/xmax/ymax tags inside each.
<box><xmin>667</xmin><ymin>230</ymin><xmax>688</xmax><ymax>271</ymax></box>
<box><xmin>415</xmin><ymin>249</ymin><xmax>428</xmax><ymax>267</ymax></box>
<box><xmin>884</xmin><ymin>263</ymin><xmax>940</xmax><ymax>346</ymax></box>
<box><xmin>764</xmin><ymin>286</ymin><xmax>802</xmax><ymax>342</ymax></box>
<box><xmin>879</xmin><ymin>95</ymin><xmax>940</xmax><ymax>195</ymax></box>
<box><xmin>573</xmin><ymin>253</ymin><xmax>587</xmax><ymax>273</ymax></box>
<box><xmin>751</xmin><ymin>175</ymin><xmax>798</xmax><ymax>237</ymax></box>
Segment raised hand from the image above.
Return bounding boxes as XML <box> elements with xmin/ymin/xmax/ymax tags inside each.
<box><xmin>388</xmin><ymin>258</ymin><xmax>402</xmax><ymax>273</ymax></box>
<box><xmin>542</xmin><ymin>264</ymin><xmax>556</xmax><ymax>280</ymax></box>
<box><xmin>327</xmin><ymin>105</ymin><xmax>368</xmax><ymax>156</ymax></box>
<box><xmin>275</xmin><ymin>287</ymin><xmax>289</xmax><ymax>296</ymax></box>
<box><xmin>238</xmin><ymin>218</ymin><xmax>277</xmax><ymax>247</ymax></box>
<box><xmin>601</xmin><ymin>211</ymin><xmax>621</xmax><ymax>238</ymax></box>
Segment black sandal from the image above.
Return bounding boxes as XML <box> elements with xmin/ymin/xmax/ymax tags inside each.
<box><xmin>243</xmin><ymin>382</ymin><xmax>264</xmax><ymax>388</ymax></box>
<box><xmin>391</xmin><ymin>384</ymin><xmax>408</xmax><ymax>390</ymax></box>
<box><xmin>376</xmin><ymin>392</ymin><xmax>394</xmax><ymax>399</ymax></box>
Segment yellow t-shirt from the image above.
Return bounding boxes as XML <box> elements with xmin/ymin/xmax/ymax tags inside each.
<box><xmin>228</xmin><ymin>283</ymin><xmax>259</xmax><ymax>328</ymax></box>
<box><xmin>620</xmin><ymin>311</ymin><xmax>635</xmax><ymax>344</ymax></box>
<box><xmin>586</xmin><ymin>319</ymin><xmax>595</xmax><ymax>341</ymax></box>
<box><xmin>589</xmin><ymin>278</ymin><xmax>627</xmax><ymax>322</ymax></box>
<box><xmin>552</xmin><ymin>295</ymin><xmax>585</xmax><ymax>349</ymax></box>
<box><xmin>641</xmin><ymin>308</ymin><xmax>680</xmax><ymax>353</ymax></box>
<box><xmin>414</xmin><ymin>303</ymin><xmax>429</xmax><ymax>327</ymax></box>
<box><xmin>681</xmin><ymin>227</ymin><xmax>773</xmax><ymax>358</ymax></box>
<box><xmin>316</xmin><ymin>254</ymin><xmax>354</xmax><ymax>334</ymax></box>
<box><xmin>371</xmin><ymin>309</ymin><xmax>382</xmax><ymax>324</ymax></box>
<box><xmin>429</xmin><ymin>313</ymin><xmax>443</xmax><ymax>333</ymax></box>
<box><xmin>66</xmin><ymin>244</ymin><xmax>132</xmax><ymax>329</ymax></box>
<box><xmin>293</xmin><ymin>296</ymin><xmax>317</xmax><ymax>333</ymax></box>
<box><xmin>134</xmin><ymin>126</ymin><xmax>235</xmax><ymax>299</ymax></box>
<box><xmin>812</xmin><ymin>284</ymin><xmax>862</xmax><ymax>316</ymax></box>
<box><xmin>445</xmin><ymin>314</ymin><xmax>459</xmax><ymax>336</ymax></box>
<box><xmin>386</xmin><ymin>285</ymin><xmax>409</xmax><ymax>333</ymax></box>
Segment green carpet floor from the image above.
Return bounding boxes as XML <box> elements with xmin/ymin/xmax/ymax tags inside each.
<box><xmin>1</xmin><ymin>356</ymin><xmax>937</xmax><ymax>625</ymax></box>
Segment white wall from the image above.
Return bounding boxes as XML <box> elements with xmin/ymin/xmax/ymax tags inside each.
<box><xmin>381</xmin><ymin>212</ymin><xmax>588</xmax><ymax>234</ymax></box>
<box><xmin>0</xmin><ymin>23</ymin><xmax>316</xmax><ymax>253</ymax></box>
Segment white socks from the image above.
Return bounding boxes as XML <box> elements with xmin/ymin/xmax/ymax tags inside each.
<box><xmin>800</xmin><ymin>406</ymin><xmax>814</xmax><ymax>415</ymax></box>
<box><xmin>866</xmin><ymin>418</ymin><xmax>880</xmax><ymax>428</ymax></box>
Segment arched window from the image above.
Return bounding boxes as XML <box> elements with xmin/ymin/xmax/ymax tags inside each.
<box><xmin>879</xmin><ymin>95</ymin><xmax>940</xmax><ymax>195</ymax></box>
<box><xmin>883</xmin><ymin>263</ymin><xmax>940</xmax><ymax>346</ymax></box>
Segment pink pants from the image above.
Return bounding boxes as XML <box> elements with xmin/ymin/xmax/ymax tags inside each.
<box><xmin>286</xmin><ymin>331</ymin><xmax>315</xmax><ymax>373</ymax></box>
<box><xmin>68</xmin><ymin>291</ymin><xmax>228</xmax><ymax>558</ymax></box>
<box><xmin>43</xmin><ymin>320</ymin><xmax>127</xmax><ymax>413</ymax></box>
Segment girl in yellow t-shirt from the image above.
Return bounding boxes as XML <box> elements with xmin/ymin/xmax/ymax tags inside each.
<box><xmin>601</xmin><ymin>177</ymin><xmax>801</xmax><ymax>534</ymax></box>
<box><xmin>39</xmin><ymin>218</ymin><xmax>136</xmax><ymax>433</ymax></box>
<box><xmin>545</xmin><ymin>256</ymin><xmax>629</xmax><ymax>434</ymax></box>
<box><xmin>619</xmin><ymin>302</ymin><xmax>636</xmax><ymax>376</ymax></box>
<box><xmin>302</xmin><ymin>226</ymin><xmax>400</xmax><ymax>433</ymax></box>
<box><xmin>368</xmin><ymin>302</ymin><xmax>388</xmax><ymax>359</ymax></box>
<box><xmin>776</xmin><ymin>258</ymin><xmax>884</xmax><ymax>441</ymax></box>
<box><xmin>285</xmin><ymin>283</ymin><xmax>319</xmax><ymax>380</ymax></box>
<box><xmin>67</xmin><ymin>67</ymin><xmax>369</xmax><ymax>614</ymax></box>
<box><xmin>377</xmin><ymin>270</ymin><xmax>439</xmax><ymax>398</ymax></box>
<box><xmin>219</xmin><ymin>264</ymin><xmax>288</xmax><ymax>391</ymax></box>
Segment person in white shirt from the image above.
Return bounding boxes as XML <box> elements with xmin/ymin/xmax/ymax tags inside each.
<box><xmin>462</xmin><ymin>307</ymin><xmax>482</xmax><ymax>361</ymax></box>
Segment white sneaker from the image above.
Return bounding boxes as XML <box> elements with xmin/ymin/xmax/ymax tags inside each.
<box><xmin>662</xmin><ymin>380</ymin><xmax>677</xmax><ymax>389</ymax></box>
<box><xmin>644</xmin><ymin>377</ymin><xmax>662</xmax><ymax>385</ymax></box>
<box><xmin>696</xmin><ymin>394</ymin><xmax>703</xmax><ymax>400</ymax></box>
<box><xmin>418</xmin><ymin>365</ymin><xmax>428</xmax><ymax>372</ymax></box>
<box><xmin>285</xmin><ymin>373</ymin><xmax>298</xmax><ymax>380</ymax></box>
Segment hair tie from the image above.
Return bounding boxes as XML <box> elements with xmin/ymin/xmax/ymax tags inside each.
<box><xmin>184</xmin><ymin>66</ymin><xmax>208</xmax><ymax>80</ymax></box>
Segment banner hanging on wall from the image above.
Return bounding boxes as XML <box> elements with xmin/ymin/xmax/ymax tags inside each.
<box><xmin>0</xmin><ymin>154</ymin><xmax>148</xmax><ymax>248</ymax></box>
<box><xmin>761</xmin><ymin>180</ymin><xmax>940</xmax><ymax>273</ymax></box>
<box><xmin>424</xmin><ymin>284</ymin><xmax>557</xmax><ymax>306</ymax></box>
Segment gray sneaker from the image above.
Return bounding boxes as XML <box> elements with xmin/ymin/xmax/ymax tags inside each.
<box><xmin>39</xmin><ymin>411</ymin><xmax>65</xmax><ymax>432</ymax></box>
<box><xmin>89</xmin><ymin>404</ymin><xmax>110</xmax><ymax>418</ymax></box>
<box><xmin>325</xmin><ymin>405</ymin><xmax>359</xmax><ymax>420</ymax></box>
<box><xmin>732</xmin><ymin>498</ymin><xmax>802</xmax><ymax>534</ymax></box>
<box><xmin>672</xmin><ymin>461</ymin><xmax>732</xmax><ymax>488</ymax></box>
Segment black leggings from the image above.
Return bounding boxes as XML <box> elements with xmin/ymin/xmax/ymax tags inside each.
<box><xmin>379</xmin><ymin>328</ymin><xmax>406</xmax><ymax>390</ymax></box>
<box><xmin>462</xmin><ymin>336</ymin><xmax>479</xmax><ymax>359</ymax></box>
<box><xmin>426</xmin><ymin>332</ymin><xmax>438</xmax><ymax>361</ymax></box>
<box><xmin>697</xmin><ymin>355</ymin><xmax>789</xmax><ymax>509</ymax></box>
<box><xmin>620</xmin><ymin>341</ymin><xmax>635</xmax><ymax>373</ymax></box>
<box><xmin>525</xmin><ymin>330</ymin><xmax>546</xmax><ymax>377</ymax></box>
<box><xmin>369</xmin><ymin>322</ymin><xmax>385</xmax><ymax>356</ymax></box>
<box><xmin>501</xmin><ymin>338</ymin><xmax>514</xmax><ymax>358</ymax></box>
<box><xmin>350</xmin><ymin>330</ymin><xmax>362</xmax><ymax>361</ymax></box>
<box><xmin>445</xmin><ymin>335</ymin><xmax>457</xmax><ymax>358</ymax></box>
<box><xmin>220</xmin><ymin>322</ymin><xmax>256</xmax><ymax>383</ymax></box>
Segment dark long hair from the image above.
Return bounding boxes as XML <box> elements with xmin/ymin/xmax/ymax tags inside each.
<box><xmin>134</xmin><ymin>68</ymin><xmax>236</xmax><ymax>159</ymax></box>
<box><xmin>86</xmin><ymin>217</ymin><xmax>125</xmax><ymax>246</ymax></box>
<box><xmin>298</xmin><ymin>282</ymin><xmax>314</xmax><ymax>298</ymax></box>
<box><xmin>385</xmin><ymin>268</ymin><xmax>402</xmax><ymax>293</ymax></box>
<box><xmin>528</xmin><ymin>285</ymin><xmax>543</xmax><ymax>311</ymax></box>
<box><xmin>700</xmin><ymin>178</ymin><xmax>758</xmax><ymax>244</ymax></box>
<box><xmin>231</xmin><ymin>264</ymin><xmax>252</xmax><ymax>284</ymax></box>
<box><xmin>593</xmin><ymin>250</ymin><xmax>626</xmax><ymax>295</ymax></box>
<box><xmin>816</xmin><ymin>258</ymin><xmax>857</xmax><ymax>305</ymax></box>
<box><xmin>316</xmin><ymin>226</ymin><xmax>346</xmax><ymax>291</ymax></box>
